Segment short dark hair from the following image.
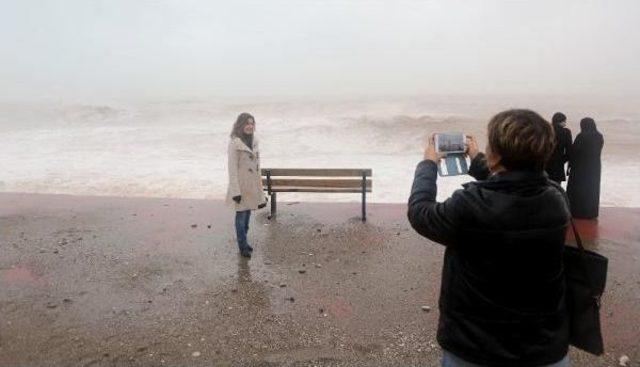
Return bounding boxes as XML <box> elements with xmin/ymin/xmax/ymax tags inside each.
<box><xmin>551</xmin><ymin>112</ymin><xmax>566</xmax><ymax>125</ymax></box>
<box><xmin>487</xmin><ymin>109</ymin><xmax>555</xmax><ymax>171</ymax></box>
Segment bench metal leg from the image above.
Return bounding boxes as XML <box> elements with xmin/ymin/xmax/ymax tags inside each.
<box><xmin>269</xmin><ymin>192</ymin><xmax>277</xmax><ymax>219</ymax></box>
<box><xmin>362</xmin><ymin>173</ymin><xmax>367</xmax><ymax>222</ymax></box>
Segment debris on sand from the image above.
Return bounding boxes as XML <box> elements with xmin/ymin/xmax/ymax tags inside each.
<box><xmin>619</xmin><ymin>355</ymin><xmax>630</xmax><ymax>366</ymax></box>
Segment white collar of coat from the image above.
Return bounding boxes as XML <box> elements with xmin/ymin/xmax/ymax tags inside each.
<box><xmin>231</xmin><ymin>136</ymin><xmax>258</xmax><ymax>153</ymax></box>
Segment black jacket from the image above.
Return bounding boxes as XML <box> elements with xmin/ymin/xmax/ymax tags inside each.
<box><xmin>546</xmin><ymin>124</ymin><xmax>572</xmax><ymax>182</ymax></box>
<box><xmin>408</xmin><ymin>154</ymin><xmax>570</xmax><ymax>367</ymax></box>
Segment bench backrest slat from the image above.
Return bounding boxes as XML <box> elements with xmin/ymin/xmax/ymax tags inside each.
<box><xmin>261</xmin><ymin>168</ymin><xmax>371</xmax><ymax>177</ymax></box>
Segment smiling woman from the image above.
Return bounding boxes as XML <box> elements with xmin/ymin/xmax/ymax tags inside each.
<box><xmin>226</xmin><ymin>112</ymin><xmax>267</xmax><ymax>258</ymax></box>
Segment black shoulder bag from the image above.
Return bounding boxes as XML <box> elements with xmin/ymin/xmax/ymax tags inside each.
<box><xmin>564</xmin><ymin>217</ymin><xmax>608</xmax><ymax>355</ymax></box>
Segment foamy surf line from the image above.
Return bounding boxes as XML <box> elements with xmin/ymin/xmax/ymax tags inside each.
<box><xmin>1</xmin><ymin>101</ymin><xmax>638</xmax><ymax>207</ymax></box>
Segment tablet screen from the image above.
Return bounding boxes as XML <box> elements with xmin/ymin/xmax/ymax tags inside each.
<box><xmin>435</xmin><ymin>133</ymin><xmax>466</xmax><ymax>154</ymax></box>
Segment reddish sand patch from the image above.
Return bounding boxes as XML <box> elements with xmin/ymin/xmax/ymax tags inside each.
<box><xmin>326</xmin><ymin>297</ymin><xmax>354</xmax><ymax>318</ymax></box>
<box><xmin>2</xmin><ymin>266</ymin><xmax>43</xmax><ymax>285</ymax></box>
<box><xmin>566</xmin><ymin>208</ymin><xmax>640</xmax><ymax>244</ymax></box>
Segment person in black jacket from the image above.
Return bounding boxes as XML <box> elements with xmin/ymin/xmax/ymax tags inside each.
<box><xmin>408</xmin><ymin>109</ymin><xmax>570</xmax><ymax>367</ymax></box>
<box><xmin>546</xmin><ymin>112</ymin><xmax>573</xmax><ymax>184</ymax></box>
<box><xmin>566</xmin><ymin>117</ymin><xmax>604</xmax><ymax>219</ymax></box>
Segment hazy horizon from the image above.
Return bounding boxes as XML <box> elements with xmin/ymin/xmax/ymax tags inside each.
<box><xmin>2</xmin><ymin>0</ymin><xmax>639</xmax><ymax>103</ymax></box>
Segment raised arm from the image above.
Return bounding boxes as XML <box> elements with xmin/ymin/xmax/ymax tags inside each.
<box><xmin>408</xmin><ymin>136</ymin><xmax>464</xmax><ymax>246</ymax></box>
<box><xmin>408</xmin><ymin>160</ymin><xmax>465</xmax><ymax>246</ymax></box>
<box><xmin>468</xmin><ymin>153</ymin><xmax>490</xmax><ymax>180</ymax></box>
<box><xmin>466</xmin><ymin>135</ymin><xmax>490</xmax><ymax>180</ymax></box>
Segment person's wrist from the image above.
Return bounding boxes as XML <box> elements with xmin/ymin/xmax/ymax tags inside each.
<box><xmin>424</xmin><ymin>151</ymin><xmax>437</xmax><ymax>163</ymax></box>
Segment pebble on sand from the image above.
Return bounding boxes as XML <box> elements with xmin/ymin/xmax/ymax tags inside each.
<box><xmin>421</xmin><ymin>306</ymin><xmax>431</xmax><ymax>312</ymax></box>
<box><xmin>192</xmin><ymin>351</ymin><xmax>201</xmax><ymax>357</ymax></box>
<box><xmin>298</xmin><ymin>269</ymin><xmax>306</xmax><ymax>274</ymax></box>
<box><xmin>190</xmin><ymin>224</ymin><xmax>197</xmax><ymax>228</ymax></box>
<box><xmin>619</xmin><ymin>355</ymin><xmax>630</xmax><ymax>366</ymax></box>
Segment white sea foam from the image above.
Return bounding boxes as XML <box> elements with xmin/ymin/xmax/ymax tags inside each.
<box><xmin>0</xmin><ymin>97</ymin><xmax>638</xmax><ymax>206</ymax></box>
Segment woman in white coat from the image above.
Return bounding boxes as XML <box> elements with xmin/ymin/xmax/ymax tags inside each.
<box><xmin>226</xmin><ymin>113</ymin><xmax>267</xmax><ymax>258</ymax></box>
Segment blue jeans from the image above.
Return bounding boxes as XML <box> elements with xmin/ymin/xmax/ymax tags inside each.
<box><xmin>442</xmin><ymin>351</ymin><xmax>569</xmax><ymax>367</ymax></box>
<box><xmin>235</xmin><ymin>210</ymin><xmax>251</xmax><ymax>251</ymax></box>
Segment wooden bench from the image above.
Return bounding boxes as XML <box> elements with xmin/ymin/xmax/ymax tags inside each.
<box><xmin>261</xmin><ymin>168</ymin><xmax>372</xmax><ymax>221</ymax></box>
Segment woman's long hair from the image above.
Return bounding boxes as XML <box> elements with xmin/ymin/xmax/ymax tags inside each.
<box><xmin>230</xmin><ymin>112</ymin><xmax>255</xmax><ymax>137</ymax></box>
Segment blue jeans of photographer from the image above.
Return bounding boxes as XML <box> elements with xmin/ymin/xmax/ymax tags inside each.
<box><xmin>235</xmin><ymin>210</ymin><xmax>251</xmax><ymax>251</ymax></box>
<box><xmin>442</xmin><ymin>351</ymin><xmax>569</xmax><ymax>367</ymax></box>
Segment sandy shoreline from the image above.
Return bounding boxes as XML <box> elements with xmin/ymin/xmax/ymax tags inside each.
<box><xmin>1</xmin><ymin>193</ymin><xmax>639</xmax><ymax>366</ymax></box>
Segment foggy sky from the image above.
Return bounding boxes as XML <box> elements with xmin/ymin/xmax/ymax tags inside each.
<box><xmin>1</xmin><ymin>0</ymin><xmax>639</xmax><ymax>102</ymax></box>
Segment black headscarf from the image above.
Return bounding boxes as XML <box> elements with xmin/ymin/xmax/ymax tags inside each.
<box><xmin>552</xmin><ymin>112</ymin><xmax>566</xmax><ymax>127</ymax></box>
<box><xmin>580</xmin><ymin>117</ymin><xmax>598</xmax><ymax>133</ymax></box>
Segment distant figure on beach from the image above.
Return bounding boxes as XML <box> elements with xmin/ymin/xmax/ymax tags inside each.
<box><xmin>408</xmin><ymin>110</ymin><xmax>570</xmax><ymax>367</ymax></box>
<box><xmin>567</xmin><ymin>117</ymin><xmax>604</xmax><ymax>219</ymax></box>
<box><xmin>226</xmin><ymin>113</ymin><xmax>267</xmax><ymax>258</ymax></box>
<box><xmin>546</xmin><ymin>112</ymin><xmax>573</xmax><ymax>184</ymax></box>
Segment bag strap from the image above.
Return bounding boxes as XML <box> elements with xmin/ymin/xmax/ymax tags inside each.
<box><xmin>548</xmin><ymin>180</ymin><xmax>585</xmax><ymax>251</ymax></box>
<box><xmin>569</xmin><ymin>216</ymin><xmax>584</xmax><ymax>250</ymax></box>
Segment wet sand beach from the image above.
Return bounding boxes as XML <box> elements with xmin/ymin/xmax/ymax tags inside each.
<box><xmin>1</xmin><ymin>193</ymin><xmax>639</xmax><ymax>366</ymax></box>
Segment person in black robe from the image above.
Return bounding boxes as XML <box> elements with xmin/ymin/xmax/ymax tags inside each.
<box><xmin>567</xmin><ymin>118</ymin><xmax>604</xmax><ymax>218</ymax></box>
<box><xmin>546</xmin><ymin>112</ymin><xmax>573</xmax><ymax>183</ymax></box>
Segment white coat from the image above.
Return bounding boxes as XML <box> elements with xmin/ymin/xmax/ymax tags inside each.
<box><xmin>226</xmin><ymin>136</ymin><xmax>267</xmax><ymax>212</ymax></box>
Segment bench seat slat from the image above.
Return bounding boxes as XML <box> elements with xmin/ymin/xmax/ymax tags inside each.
<box><xmin>262</xmin><ymin>178</ymin><xmax>371</xmax><ymax>189</ymax></box>
<box><xmin>266</xmin><ymin>187</ymin><xmax>371</xmax><ymax>193</ymax></box>
<box><xmin>261</xmin><ymin>168</ymin><xmax>371</xmax><ymax>177</ymax></box>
